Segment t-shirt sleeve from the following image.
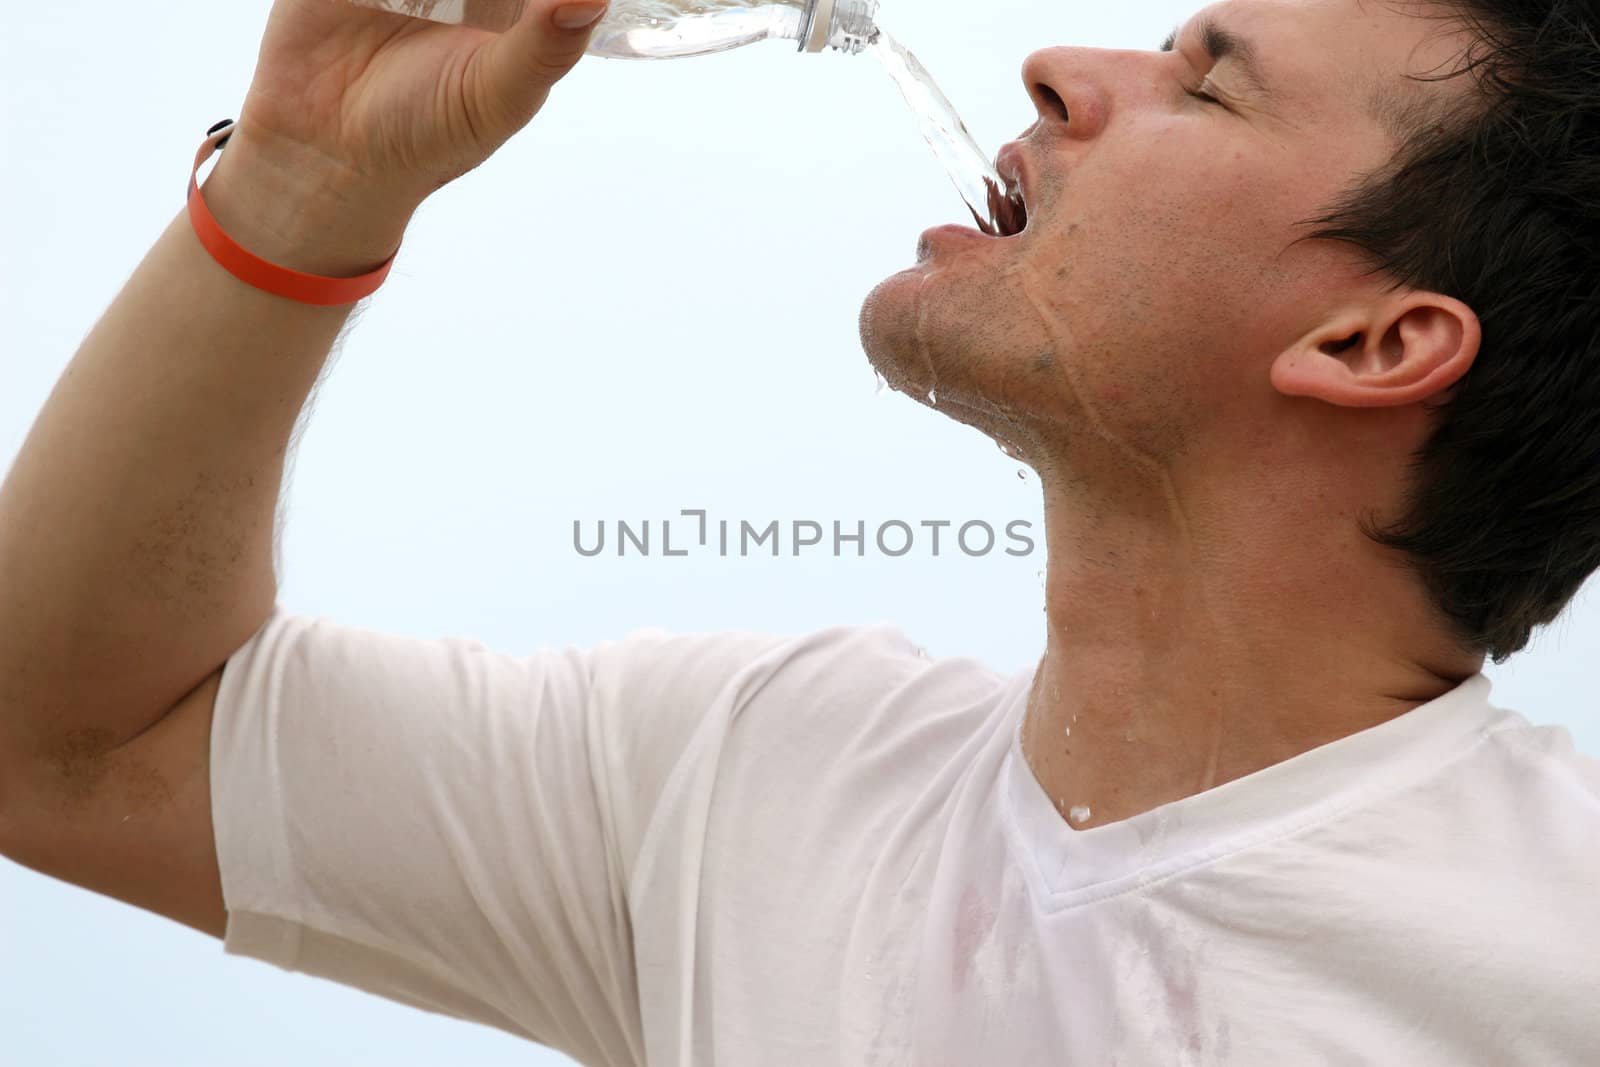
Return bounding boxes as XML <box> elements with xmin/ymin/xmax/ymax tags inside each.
<box><xmin>209</xmin><ymin>605</ymin><xmax>792</xmax><ymax>1067</ymax></box>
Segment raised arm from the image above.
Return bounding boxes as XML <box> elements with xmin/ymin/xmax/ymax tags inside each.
<box><xmin>0</xmin><ymin>0</ymin><xmax>609</xmax><ymax>935</ymax></box>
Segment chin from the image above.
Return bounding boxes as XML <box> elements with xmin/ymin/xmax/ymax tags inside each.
<box><xmin>857</xmin><ymin>269</ymin><xmax>937</xmax><ymax>391</ymax></box>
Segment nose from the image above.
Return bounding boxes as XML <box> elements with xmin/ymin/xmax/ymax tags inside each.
<box><xmin>1021</xmin><ymin>48</ymin><xmax>1110</xmax><ymax>141</ymax></box>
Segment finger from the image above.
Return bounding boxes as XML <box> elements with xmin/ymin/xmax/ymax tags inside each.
<box><xmin>480</xmin><ymin>0</ymin><xmax>608</xmax><ymax>98</ymax></box>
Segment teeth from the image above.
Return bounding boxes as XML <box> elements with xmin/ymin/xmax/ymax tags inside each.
<box><xmin>976</xmin><ymin>174</ymin><xmax>1028</xmax><ymax>237</ymax></box>
<box><xmin>1006</xmin><ymin>172</ymin><xmax>1028</xmax><ymax>236</ymax></box>
<box><xmin>995</xmin><ymin>181</ymin><xmax>1028</xmax><ymax>237</ymax></box>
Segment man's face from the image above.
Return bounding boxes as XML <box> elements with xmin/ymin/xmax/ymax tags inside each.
<box><xmin>859</xmin><ymin>0</ymin><xmax>1467</xmax><ymax>471</ymax></box>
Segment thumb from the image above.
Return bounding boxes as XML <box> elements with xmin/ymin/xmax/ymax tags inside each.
<box><xmin>480</xmin><ymin>0</ymin><xmax>608</xmax><ymax>100</ymax></box>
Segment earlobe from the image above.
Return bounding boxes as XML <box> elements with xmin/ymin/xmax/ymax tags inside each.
<box><xmin>1270</xmin><ymin>296</ymin><xmax>1479</xmax><ymax>409</ymax></box>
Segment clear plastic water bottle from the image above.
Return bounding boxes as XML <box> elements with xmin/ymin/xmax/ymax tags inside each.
<box><xmin>348</xmin><ymin>0</ymin><xmax>880</xmax><ymax>58</ymax></box>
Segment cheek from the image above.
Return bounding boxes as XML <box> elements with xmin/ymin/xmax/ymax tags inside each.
<box><xmin>1124</xmin><ymin>156</ymin><xmax>1267</xmax><ymax>258</ymax></box>
<box><xmin>1064</xmin><ymin>150</ymin><xmax>1295</xmax><ymax>336</ymax></box>
<box><xmin>999</xmin><ymin>154</ymin><xmax>1298</xmax><ymax>454</ymax></box>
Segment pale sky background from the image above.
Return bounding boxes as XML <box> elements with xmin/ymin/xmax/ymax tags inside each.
<box><xmin>3</xmin><ymin>1</ymin><xmax>1596</xmax><ymax>1064</ymax></box>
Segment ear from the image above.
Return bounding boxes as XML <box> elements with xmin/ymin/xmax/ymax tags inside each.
<box><xmin>1270</xmin><ymin>292</ymin><xmax>1480</xmax><ymax>409</ymax></box>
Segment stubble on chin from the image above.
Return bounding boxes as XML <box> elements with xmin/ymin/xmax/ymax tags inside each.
<box><xmin>858</xmin><ymin>266</ymin><xmax>941</xmax><ymax>394</ymax></box>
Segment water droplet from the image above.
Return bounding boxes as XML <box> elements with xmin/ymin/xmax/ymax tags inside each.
<box><xmin>1016</xmin><ymin>467</ymin><xmax>1027</xmax><ymax>480</ymax></box>
<box><xmin>997</xmin><ymin>440</ymin><xmax>1012</xmax><ymax>457</ymax></box>
<box><xmin>1123</xmin><ymin>728</ymin><xmax>1135</xmax><ymax>743</ymax></box>
<box><xmin>874</xmin><ymin>372</ymin><xmax>889</xmax><ymax>396</ymax></box>
<box><xmin>1068</xmin><ymin>804</ymin><xmax>1092</xmax><ymax>825</ymax></box>
<box><xmin>927</xmin><ymin>387</ymin><xmax>939</xmax><ymax>405</ymax></box>
<box><xmin>1063</xmin><ymin>725</ymin><xmax>1071</xmax><ymax>737</ymax></box>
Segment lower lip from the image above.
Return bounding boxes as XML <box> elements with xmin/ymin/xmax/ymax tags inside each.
<box><xmin>917</xmin><ymin>223</ymin><xmax>1002</xmax><ymax>258</ymax></box>
<box><xmin>925</xmin><ymin>223</ymin><xmax>994</xmax><ymax>243</ymax></box>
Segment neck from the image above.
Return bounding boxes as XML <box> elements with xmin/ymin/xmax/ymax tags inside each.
<box><xmin>1021</xmin><ymin>467</ymin><xmax>1482</xmax><ymax>830</ymax></box>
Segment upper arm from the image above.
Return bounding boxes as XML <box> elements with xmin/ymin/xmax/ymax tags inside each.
<box><xmin>198</xmin><ymin>611</ymin><xmax>794</xmax><ymax>1060</ymax></box>
<box><xmin>0</xmin><ymin>666</ymin><xmax>227</xmax><ymax>940</ymax></box>
<box><xmin>0</xmin><ymin>608</ymin><xmax>794</xmax><ymax>1062</ymax></box>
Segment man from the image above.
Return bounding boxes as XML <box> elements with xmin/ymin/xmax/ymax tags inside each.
<box><xmin>1</xmin><ymin>0</ymin><xmax>1596</xmax><ymax>1062</ymax></box>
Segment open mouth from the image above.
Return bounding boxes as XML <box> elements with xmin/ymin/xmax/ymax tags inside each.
<box><xmin>973</xmin><ymin>175</ymin><xmax>1028</xmax><ymax>238</ymax></box>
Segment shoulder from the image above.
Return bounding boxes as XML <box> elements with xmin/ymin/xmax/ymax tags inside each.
<box><xmin>1485</xmin><ymin>716</ymin><xmax>1600</xmax><ymax>812</ymax></box>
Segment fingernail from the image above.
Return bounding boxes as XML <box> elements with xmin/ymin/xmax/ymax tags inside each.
<box><xmin>552</xmin><ymin>2</ymin><xmax>607</xmax><ymax>29</ymax></box>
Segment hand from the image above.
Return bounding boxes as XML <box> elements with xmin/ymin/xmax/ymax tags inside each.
<box><xmin>231</xmin><ymin>0</ymin><xmax>608</xmax><ymax>215</ymax></box>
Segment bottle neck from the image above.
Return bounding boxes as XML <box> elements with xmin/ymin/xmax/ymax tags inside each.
<box><xmin>800</xmin><ymin>0</ymin><xmax>880</xmax><ymax>54</ymax></box>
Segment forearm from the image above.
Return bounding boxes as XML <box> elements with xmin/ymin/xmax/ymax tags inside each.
<box><xmin>0</xmin><ymin>133</ymin><xmax>414</xmax><ymax>763</ymax></box>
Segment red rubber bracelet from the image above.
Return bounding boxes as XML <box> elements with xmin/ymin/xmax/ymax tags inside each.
<box><xmin>187</xmin><ymin>121</ymin><xmax>399</xmax><ymax>306</ymax></box>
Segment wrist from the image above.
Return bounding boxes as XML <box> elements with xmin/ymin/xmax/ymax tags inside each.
<box><xmin>198</xmin><ymin>128</ymin><xmax>416</xmax><ymax>279</ymax></box>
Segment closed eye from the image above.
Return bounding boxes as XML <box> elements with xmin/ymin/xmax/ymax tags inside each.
<box><xmin>1187</xmin><ymin>79</ymin><xmax>1224</xmax><ymax>106</ymax></box>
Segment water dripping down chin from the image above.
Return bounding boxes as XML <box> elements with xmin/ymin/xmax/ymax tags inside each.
<box><xmin>910</xmin><ymin>269</ymin><xmax>942</xmax><ymax>406</ymax></box>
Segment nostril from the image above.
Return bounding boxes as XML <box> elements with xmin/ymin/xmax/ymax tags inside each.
<box><xmin>1032</xmin><ymin>83</ymin><xmax>1069</xmax><ymax>123</ymax></box>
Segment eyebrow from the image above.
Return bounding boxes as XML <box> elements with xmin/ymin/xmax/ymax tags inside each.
<box><xmin>1161</xmin><ymin>16</ymin><xmax>1271</xmax><ymax>99</ymax></box>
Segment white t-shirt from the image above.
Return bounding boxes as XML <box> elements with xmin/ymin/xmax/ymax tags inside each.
<box><xmin>211</xmin><ymin>607</ymin><xmax>1600</xmax><ymax>1065</ymax></box>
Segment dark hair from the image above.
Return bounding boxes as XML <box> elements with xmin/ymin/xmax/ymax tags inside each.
<box><xmin>1301</xmin><ymin>0</ymin><xmax>1600</xmax><ymax>663</ymax></box>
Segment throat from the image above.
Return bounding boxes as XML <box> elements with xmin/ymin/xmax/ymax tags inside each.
<box><xmin>1019</xmin><ymin>645</ymin><xmax>1460</xmax><ymax>830</ymax></box>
